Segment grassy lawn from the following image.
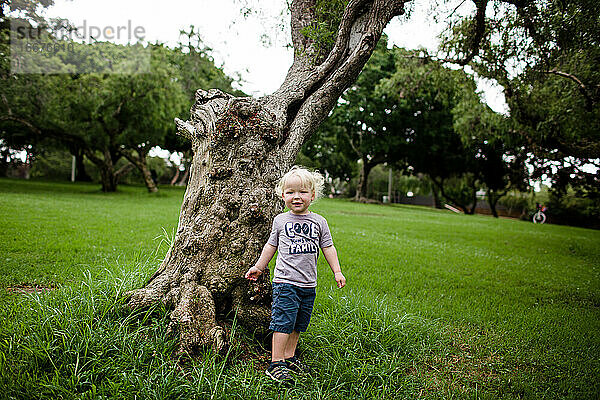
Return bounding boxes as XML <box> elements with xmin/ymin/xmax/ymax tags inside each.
<box><xmin>0</xmin><ymin>178</ymin><xmax>599</xmax><ymax>399</ymax></box>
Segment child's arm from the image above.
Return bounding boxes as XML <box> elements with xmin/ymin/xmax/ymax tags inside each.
<box><xmin>322</xmin><ymin>245</ymin><xmax>346</xmax><ymax>288</ymax></box>
<box><xmin>245</xmin><ymin>243</ymin><xmax>277</xmax><ymax>281</ymax></box>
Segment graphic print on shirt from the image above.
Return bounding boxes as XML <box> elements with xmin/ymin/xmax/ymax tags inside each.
<box><xmin>284</xmin><ymin>221</ymin><xmax>319</xmax><ymax>255</ymax></box>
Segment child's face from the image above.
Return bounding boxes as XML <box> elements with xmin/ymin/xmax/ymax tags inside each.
<box><xmin>282</xmin><ymin>175</ymin><xmax>315</xmax><ymax>215</ymax></box>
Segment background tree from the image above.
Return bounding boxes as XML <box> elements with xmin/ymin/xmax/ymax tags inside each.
<box><xmin>306</xmin><ymin>41</ymin><xmax>529</xmax><ymax>215</ymax></box>
<box><xmin>326</xmin><ymin>37</ymin><xmax>406</xmax><ymax>201</ymax></box>
<box><xmin>0</xmin><ymin>71</ymin><xmax>82</xmax><ymax>179</ymax></box>
<box><xmin>85</xmin><ymin>43</ymin><xmax>188</xmax><ymax>193</ymax></box>
<box><xmin>0</xmin><ymin>1</ymin><xmax>59</xmax><ymax>178</ymax></box>
<box><xmin>297</xmin><ymin>115</ymin><xmax>357</xmax><ymax>195</ymax></box>
<box><xmin>308</xmin><ymin>42</ymin><xmax>487</xmax><ymax>206</ymax></box>
<box><xmin>1</xmin><ymin>15</ymin><xmax>240</xmax><ymax>191</ymax></box>
<box><xmin>438</xmin><ymin>0</ymin><xmax>599</xmax><ymax>200</ymax></box>
<box><xmin>453</xmin><ymin>96</ymin><xmax>530</xmax><ymax>217</ymax></box>
<box><xmin>379</xmin><ymin>50</ymin><xmax>481</xmax><ymax>213</ymax></box>
<box><xmin>0</xmin><ymin>41</ymin><xmax>184</xmax><ymax>191</ymax></box>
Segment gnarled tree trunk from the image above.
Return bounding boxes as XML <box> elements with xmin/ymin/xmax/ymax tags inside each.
<box><xmin>128</xmin><ymin>93</ymin><xmax>287</xmax><ymax>353</ymax></box>
<box><xmin>126</xmin><ymin>0</ymin><xmax>409</xmax><ymax>354</ymax></box>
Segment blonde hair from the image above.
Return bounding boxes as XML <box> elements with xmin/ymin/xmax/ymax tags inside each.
<box><xmin>276</xmin><ymin>166</ymin><xmax>325</xmax><ymax>200</ymax></box>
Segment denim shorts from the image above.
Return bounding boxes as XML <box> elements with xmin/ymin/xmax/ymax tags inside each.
<box><xmin>269</xmin><ymin>282</ymin><xmax>316</xmax><ymax>334</ymax></box>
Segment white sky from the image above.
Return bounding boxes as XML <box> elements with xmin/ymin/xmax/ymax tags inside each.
<box><xmin>45</xmin><ymin>0</ymin><xmax>508</xmax><ymax>113</ymax></box>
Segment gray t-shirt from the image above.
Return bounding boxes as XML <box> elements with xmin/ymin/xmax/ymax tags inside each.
<box><xmin>268</xmin><ymin>211</ymin><xmax>333</xmax><ymax>288</ymax></box>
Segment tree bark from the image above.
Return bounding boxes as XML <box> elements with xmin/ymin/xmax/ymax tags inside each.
<box><xmin>489</xmin><ymin>195</ymin><xmax>499</xmax><ymax>218</ymax></box>
<box><xmin>128</xmin><ymin>92</ymin><xmax>287</xmax><ymax>353</ymax></box>
<box><xmin>85</xmin><ymin>149</ymin><xmax>119</xmax><ymax>192</ymax></box>
<box><xmin>74</xmin><ymin>149</ymin><xmax>92</xmax><ymax>182</ymax></box>
<box><xmin>430</xmin><ymin>179</ymin><xmax>443</xmax><ymax>209</ymax></box>
<box><xmin>99</xmin><ymin>169</ymin><xmax>118</xmax><ymax>192</ymax></box>
<box><xmin>69</xmin><ymin>146</ymin><xmax>93</xmax><ymax>182</ymax></box>
<box><xmin>126</xmin><ymin>0</ymin><xmax>410</xmax><ymax>354</ymax></box>
<box><xmin>467</xmin><ymin>178</ymin><xmax>477</xmax><ymax>215</ymax></box>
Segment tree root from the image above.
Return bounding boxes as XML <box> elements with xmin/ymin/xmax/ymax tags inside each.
<box><xmin>127</xmin><ymin>278</ymin><xmax>227</xmax><ymax>355</ymax></box>
<box><xmin>169</xmin><ymin>283</ymin><xmax>226</xmax><ymax>354</ymax></box>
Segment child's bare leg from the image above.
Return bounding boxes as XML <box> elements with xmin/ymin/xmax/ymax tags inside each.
<box><xmin>272</xmin><ymin>332</ymin><xmax>289</xmax><ymax>362</ymax></box>
<box><xmin>284</xmin><ymin>330</ymin><xmax>300</xmax><ymax>359</ymax></box>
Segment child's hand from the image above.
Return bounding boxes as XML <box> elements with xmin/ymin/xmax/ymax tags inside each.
<box><xmin>245</xmin><ymin>266</ymin><xmax>263</xmax><ymax>281</ymax></box>
<box><xmin>334</xmin><ymin>271</ymin><xmax>346</xmax><ymax>288</ymax></box>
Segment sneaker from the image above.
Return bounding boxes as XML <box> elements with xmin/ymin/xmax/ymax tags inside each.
<box><xmin>285</xmin><ymin>356</ymin><xmax>310</xmax><ymax>374</ymax></box>
<box><xmin>265</xmin><ymin>361</ymin><xmax>294</xmax><ymax>384</ymax></box>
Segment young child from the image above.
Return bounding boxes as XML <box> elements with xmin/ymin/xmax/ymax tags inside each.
<box><xmin>245</xmin><ymin>166</ymin><xmax>346</xmax><ymax>383</ymax></box>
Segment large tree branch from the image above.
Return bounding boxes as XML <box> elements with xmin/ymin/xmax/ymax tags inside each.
<box><xmin>83</xmin><ymin>146</ymin><xmax>123</xmax><ymax>173</ymax></box>
<box><xmin>288</xmin><ymin>0</ymin><xmax>375</xmax><ymax>77</ymax></box>
<box><xmin>313</xmin><ymin>0</ymin><xmax>372</xmax><ymax>80</ymax></box>
<box><xmin>277</xmin><ymin>0</ymin><xmax>407</xmax><ymax>159</ymax></box>
<box><xmin>266</xmin><ymin>0</ymin><xmax>371</xmax><ymax>117</ymax></box>
<box><xmin>452</xmin><ymin>0</ymin><xmax>488</xmax><ymax>66</ymax></box>
<box><xmin>289</xmin><ymin>0</ymin><xmax>318</xmax><ymax>59</ymax></box>
<box><xmin>0</xmin><ymin>115</ymin><xmax>42</xmax><ymax>135</ymax></box>
<box><xmin>265</xmin><ymin>1</ymin><xmax>406</xmax><ymax>133</ymax></box>
<box><xmin>82</xmin><ymin>148</ymin><xmax>103</xmax><ymax>166</ymax></box>
<box><xmin>544</xmin><ymin>68</ymin><xmax>596</xmax><ymax>111</ymax></box>
<box><xmin>119</xmin><ymin>147</ymin><xmax>144</xmax><ymax>169</ymax></box>
<box><xmin>0</xmin><ymin>114</ymin><xmax>89</xmax><ymax>149</ymax></box>
<box><xmin>115</xmin><ymin>162</ymin><xmax>135</xmax><ymax>178</ymax></box>
<box><xmin>344</xmin><ymin>128</ymin><xmax>362</xmax><ymax>158</ymax></box>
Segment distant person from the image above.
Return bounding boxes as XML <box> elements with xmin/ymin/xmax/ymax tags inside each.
<box><xmin>533</xmin><ymin>202</ymin><xmax>549</xmax><ymax>224</ymax></box>
<box><xmin>536</xmin><ymin>202</ymin><xmax>548</xmax><ymax>213</ymax></box>
<box><xmin>245</xmin><ymin>166</ymin><xmax>346</xmax><ymax>384</ymax></box>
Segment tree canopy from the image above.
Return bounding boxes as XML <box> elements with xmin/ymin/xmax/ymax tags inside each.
<box><xmin>439</xmin><ymin>0</ymin><xmax>599</xmax><ymax>197</ymax></box>
<box><xmin>309</xmin><ymin>38</ymin><xmax>527</xmax><ymax>215</ymax></box>
<box><xmin>1</xmin><ymin>4</ymin><xmax>242</xmax><ymax>191</ymax></box>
